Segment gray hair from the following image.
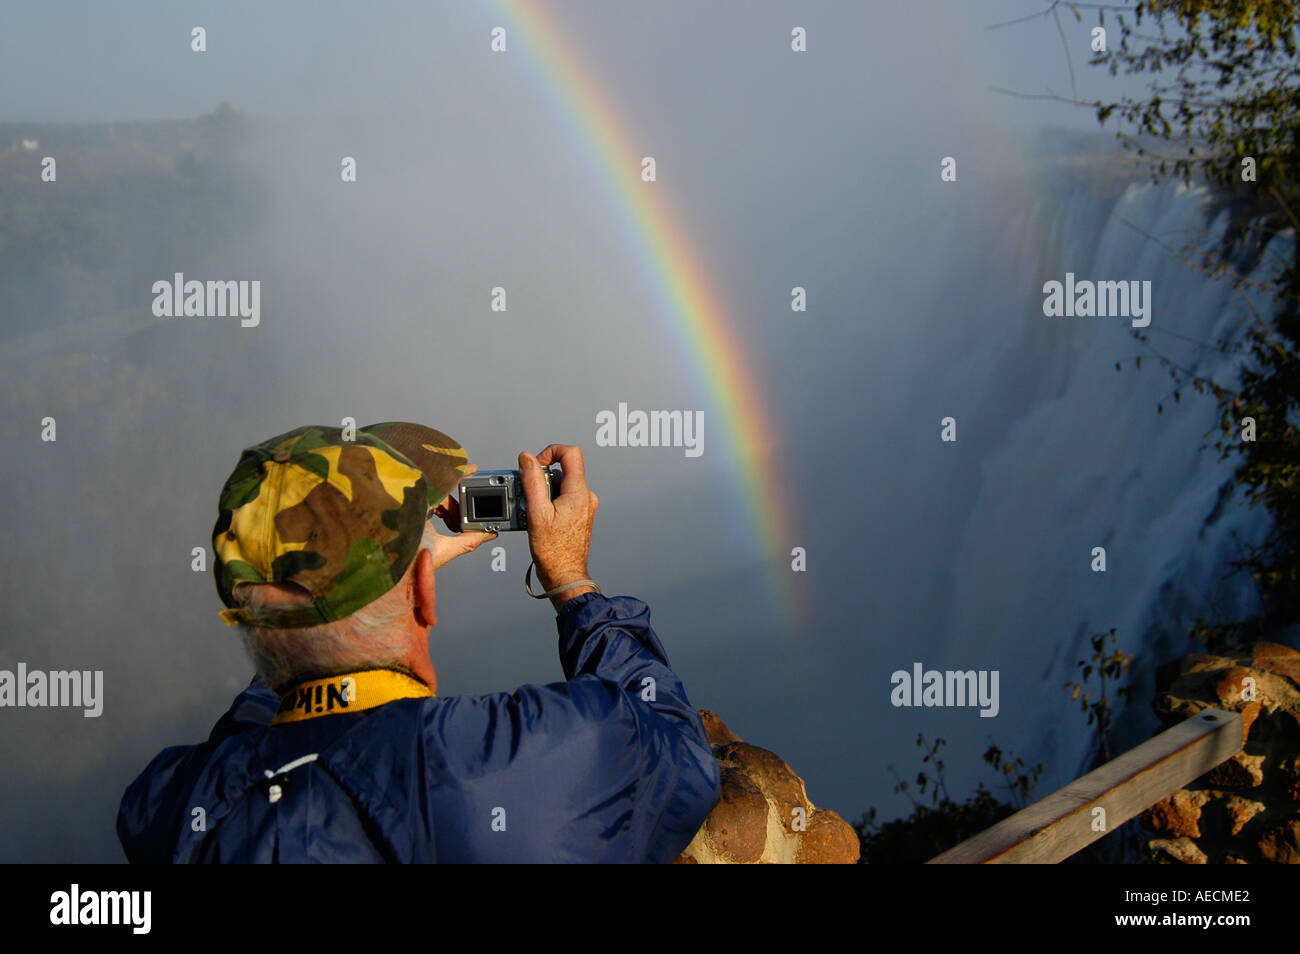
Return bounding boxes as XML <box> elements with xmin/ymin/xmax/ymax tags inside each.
<box><xmin>237</xmin><ymin>524</ymin><xmax>436</xmax><ymax>690</ymax></box>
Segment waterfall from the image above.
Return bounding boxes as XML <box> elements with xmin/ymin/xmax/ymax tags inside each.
<box><xmin>764</xmin><ymin>166</ymin><xmax>1289</xmax><ymax>824</ymax></box>
<box><xmin>902</xmin><ymin>174</ymin><xmax>1282</xmax><ymax>805</ymax></box>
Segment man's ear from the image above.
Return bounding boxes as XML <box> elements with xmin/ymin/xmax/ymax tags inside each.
<box><xmin>412</xmin><ymin>547</ymin><xmax>437</xmax><ymax>629</ymax></box>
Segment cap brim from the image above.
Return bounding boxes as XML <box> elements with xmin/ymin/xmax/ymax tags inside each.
<box><xmin>360</xmin><ymin>421</ymin><xmax>468</xmax><ymax>512</ymax></box>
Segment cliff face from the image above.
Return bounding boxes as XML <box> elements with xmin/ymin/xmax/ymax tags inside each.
<box><xmin>1143</xmin><ymin>642</ymin><xmax>1300</xmax><ymax>863</ymax></box>
<box><xmin>676</xmin><ymin>711</ymin><xmax>859</xmax><ymax>864</ymax></box>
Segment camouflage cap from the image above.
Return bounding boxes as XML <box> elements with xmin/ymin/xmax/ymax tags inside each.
<box><xmin>211</xmin><ymin>422</ymin><xmax>468</xmax><ymax>629</ymax></box>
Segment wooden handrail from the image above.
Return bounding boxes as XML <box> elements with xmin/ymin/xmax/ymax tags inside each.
<box><xmin>927</xmin><ymin>708</ymin><xmax>1243</xmax><ymax>864</ymax></box>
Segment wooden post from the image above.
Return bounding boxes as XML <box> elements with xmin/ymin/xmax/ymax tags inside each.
<box><xmin>927</xmin><ymin>708</ymin><xmax>1243</xmax><ymax>864</ymax></box>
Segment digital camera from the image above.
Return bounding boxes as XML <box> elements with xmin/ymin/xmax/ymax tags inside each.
<box><xmin>457</xmin><ymin>467</ymin><xmax>562</xmax><ymax>532</ymax></box>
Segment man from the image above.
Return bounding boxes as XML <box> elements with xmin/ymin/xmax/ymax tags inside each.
<box><xmin>116</xmin><ymin>422</ymin><xmax>720</xmax><ymax>863</ymax></box>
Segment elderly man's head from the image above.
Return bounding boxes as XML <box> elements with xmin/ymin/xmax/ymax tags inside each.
<box><xmin>211</xmin><ymin>423</ymin><xmax>495</xmax><ymax>695</ymax></box>
<box><xmin>235</xmin><ymin>523</ymin><xmax>441</xmax><ymax>692</ymax></box>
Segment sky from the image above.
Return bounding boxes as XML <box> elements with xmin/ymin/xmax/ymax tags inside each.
<box><xmin>0</xmin><ymin>1</ymin><xmax>1126</xmax><ymax>128</ymax></box>
<box><xmin>0</xmin><ymin>0</ymin><xmax>1181</xmax><ymax>862</ymax></box>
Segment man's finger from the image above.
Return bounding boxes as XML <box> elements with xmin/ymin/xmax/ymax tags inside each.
<box><xmin>535</xmin><ymin>444</ymin><xmax>587</xmax><ymax>496</ymax></box>
<box><xmin>431</xmin><ymin>464</ymin><xmax>476</xmax><ymax>532</ymax></box>
<box><xmin>429</xmin><ymin>529</ymin><xmax>497</xmax><ymax>570</ymax></box>
<box><xmin>432</xmin><ymin>495</ymin><xmax>462</xmax><ymax>534</ymax></box>
<box><xmin>456</xmin><ymin>529</ymin><xmax>498</xmax><ymax>552</ymax></box>
<box><xmin>518</xmin><ymin>451</ymin><xmax>554</xmax><ymax>525</ymax></box>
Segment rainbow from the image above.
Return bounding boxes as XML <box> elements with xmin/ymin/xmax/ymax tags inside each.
<box><xmin>486</xmin><ymin>0</ymin><xmax>801</xmax><ymax>628</ymax></box>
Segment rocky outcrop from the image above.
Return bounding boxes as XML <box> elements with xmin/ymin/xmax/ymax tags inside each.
<box><xmin>676</xmin><ymin>710</ymin><xmax>859</xmax><ymax>864</ymax></box>
<box><xmin>1142</xmin><ymin>642</ymin><xmax>1300</xmax><ymax>863</ymax></box>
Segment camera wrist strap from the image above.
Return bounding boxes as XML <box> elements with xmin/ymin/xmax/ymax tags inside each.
<box><xmin>524</xmin><ymin>560</ymin><xmax>601</xmax><ymax>600</ymax></box>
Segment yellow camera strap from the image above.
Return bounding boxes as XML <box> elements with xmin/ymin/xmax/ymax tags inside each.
<box><xmin>271</xmin><ymin>668</ymin><xmax>434</xmax><ymax>725</ymax></box>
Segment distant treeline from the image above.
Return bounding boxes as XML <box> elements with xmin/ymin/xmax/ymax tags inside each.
<box><xmin>0</xmin><ymin>104</ymin><xmax>268</xmax><ymax>339</ymax></box>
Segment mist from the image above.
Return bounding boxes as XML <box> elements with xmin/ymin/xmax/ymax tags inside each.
<box><xmin>0</xmin><ymin>1</ymin><xmax>1241</xmax><ymax>862</ymax></box>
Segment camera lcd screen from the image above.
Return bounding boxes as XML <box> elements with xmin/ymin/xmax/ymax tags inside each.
<box><xmin>470</xmin><ymin>490</ymin><xmax>507</xmax><ymax>522</ymax></box>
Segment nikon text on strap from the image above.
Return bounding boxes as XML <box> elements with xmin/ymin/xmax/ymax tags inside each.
<box><xmin>271</xmin><ymin>668</ymin><xmax>434</xmax><ymax>725</ymax></box>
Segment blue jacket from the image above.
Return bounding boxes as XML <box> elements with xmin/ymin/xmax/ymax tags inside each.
<box><xmin>117</xmin><ymin>593</ymin><xmax>720</xmax><ymax>863</ymax></box>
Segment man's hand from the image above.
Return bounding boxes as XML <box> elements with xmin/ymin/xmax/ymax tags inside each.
<box><xmin>428</xmin><ymin>463</ymin><xmax>498</xmax><ymax>570</ymax></box>
<box><xmin>519</xmin><ymin>445</ymin><xmax>599</xmax><ymax>611</ymax></box>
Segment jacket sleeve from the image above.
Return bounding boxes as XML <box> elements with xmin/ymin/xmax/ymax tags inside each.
<box><xmin>423</xmin><ymin>592</ymin><xmax>721</xmax><ymax>863</ymax></box>
<box><xmin>555</xmin><ymin>592</ymin><xmax>722</xmax><ymax>860</ymax></box>
<box><xmin>116</xmin><ymin>674</ymin><xmax>279</xmax><ymax>862</ymax></box>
